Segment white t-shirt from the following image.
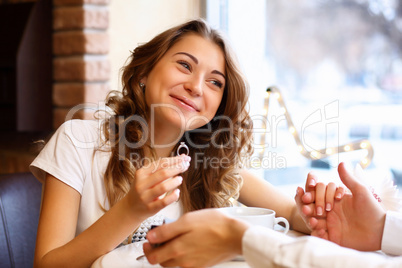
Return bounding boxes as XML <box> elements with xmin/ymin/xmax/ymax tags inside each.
<box><xmin>242</xmin><ymin>211</ymin><xmax>402</xmax><ymax>268</ymax></box>
<box><xmin>30</xmin><ymin>119</ymin><xmax>182</xmax><ymax>237</ymax></box>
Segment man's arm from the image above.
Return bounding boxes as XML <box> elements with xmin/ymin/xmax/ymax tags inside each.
<box><xmin>243</xmin><ymin>225</ymin><xmax>402</xmax><ymax>268</ymax></box>
<box><xmin>382</xmin><ymin>210</ymin><xmax>402</xmax><ymax>255</ymax></box>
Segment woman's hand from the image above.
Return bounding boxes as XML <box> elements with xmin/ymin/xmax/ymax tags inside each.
<box><xmin>127</xmin><ymin>154</ymin><xmax>190</xmax><ymax>220</ymax></box>
<box><xmin>295</xmin><ymin>172</ymin><xmax>345</xmax><ymax>232</ymax></box>
<box><xmin>143</xmin><ymin>209</ymin><xmax>249</xmax><ymax>267</ymax></box>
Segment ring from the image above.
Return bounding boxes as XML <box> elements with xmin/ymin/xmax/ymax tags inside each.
<box><xmin>177</xmin><ymin>142</ymin><xmax>189</xmax><ymax>156</ymax></box>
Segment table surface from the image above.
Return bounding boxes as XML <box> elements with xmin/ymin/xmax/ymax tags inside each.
<box><xmin>91</xmin><ymin>230</ymin><xmax>304</xmax><ymax>268</ymax></box>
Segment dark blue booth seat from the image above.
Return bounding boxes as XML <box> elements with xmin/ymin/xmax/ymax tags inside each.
<box><xmin>0</xmin><ymin>173</ymin><xmax>42</xmax><ymax>268</ymax></box>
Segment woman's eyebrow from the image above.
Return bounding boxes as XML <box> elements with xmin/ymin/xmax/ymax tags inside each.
<box><xmin>174</xmin><ymin>52</ymin><xmax>226</xmax><ymax>80</ymax></box>
<box><xmin>212</xmin><ymin>70</ymin><xmax>226</xmax><ymax>80</ymax></box>
<box><xmin>175</xmin><ymin>52</ymin><xmax>198</xmax><ymax>64</ymax></box>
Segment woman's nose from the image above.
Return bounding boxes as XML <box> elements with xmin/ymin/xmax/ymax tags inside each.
<box><xmin>184</xmin><ymin>77</ymin><xmax>203</xmax><ymax>96</ymax></box>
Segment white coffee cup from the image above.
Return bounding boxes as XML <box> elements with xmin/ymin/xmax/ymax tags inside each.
<box><xmin>218</xmin><ymin>207</ymin><xmax>289</xmax><ymax>234</ymax></box>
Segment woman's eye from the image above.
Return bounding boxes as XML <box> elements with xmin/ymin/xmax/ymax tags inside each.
<box><xmin>178</xmin><ymin>61</ymin><xmax>191</xmax><ymax>71</ymax></box>
<box><xmin>211</xmin><ymin>80</ymin><xmax>223</xmax><ymax>89</ymax></box>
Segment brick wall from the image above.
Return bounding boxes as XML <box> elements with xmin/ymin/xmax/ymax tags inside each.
<box><xmin>52</xmin><ymin>0</ymin><xmax>110</xmax><ymax>129</ymax></box>
<box><xmin>0</xmin><ymin>0</ymin><xmax>111</xmax><ymax>174</ymax></box>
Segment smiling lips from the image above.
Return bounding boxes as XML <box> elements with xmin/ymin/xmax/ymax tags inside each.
<box><xmin>170</xmin><ymin>94</ymin><xmax>200</xmax><ymax>112</ymax></box>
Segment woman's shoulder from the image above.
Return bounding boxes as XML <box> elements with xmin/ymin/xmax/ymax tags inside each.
<box><xmin>59</xmin><ymin>119</ymin><xmax>100</xmax><ymax>131</ymax></box>
<box><xmin>57</xmin><ymin>119</ymin><xmax>105</xmax><ymax>148</ymax></box>
<box><xmin>239</xmin><ymin>169</ymin><xmax>259</xmax><ymax>180</ymax></box>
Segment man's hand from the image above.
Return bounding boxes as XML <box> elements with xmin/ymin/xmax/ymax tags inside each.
<box><xmin>143</xmin><ymin>209</ymin><xmax>249</xmax><ymax>267</ymax></box>
<box><xmin>311</xmin><ymin>163</ymin><xmax>386</xmax><ymax>251</ymax></box>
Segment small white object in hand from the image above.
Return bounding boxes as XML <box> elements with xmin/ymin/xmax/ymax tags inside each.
<box><xmin>354</xmin><ymin>164</ymin><xmax>402</xmax><ymax>212</ymax></box>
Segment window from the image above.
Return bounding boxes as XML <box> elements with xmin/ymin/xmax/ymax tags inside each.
<box><xmin>205</xmin><ymin>0</ymin><xmax>402</xmax><ymax>193</ymax></box>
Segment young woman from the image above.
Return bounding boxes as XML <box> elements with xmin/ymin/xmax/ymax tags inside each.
<box><xmin>31</xmin><ymin>19</ymin><xmax>339</xmax><ymax>267</ymax></box>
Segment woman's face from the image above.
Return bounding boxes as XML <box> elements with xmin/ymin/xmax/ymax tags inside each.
<box><xmin>143</xmin><ymin>33</ymin><xmax>226</xmax><ymax>131</ymax></box>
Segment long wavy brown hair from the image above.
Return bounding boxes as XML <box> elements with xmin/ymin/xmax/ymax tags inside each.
<box><xmin>102</xmin><ymin>19</ymin><xmax>253</xmax><ymax>213</ymax></box>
